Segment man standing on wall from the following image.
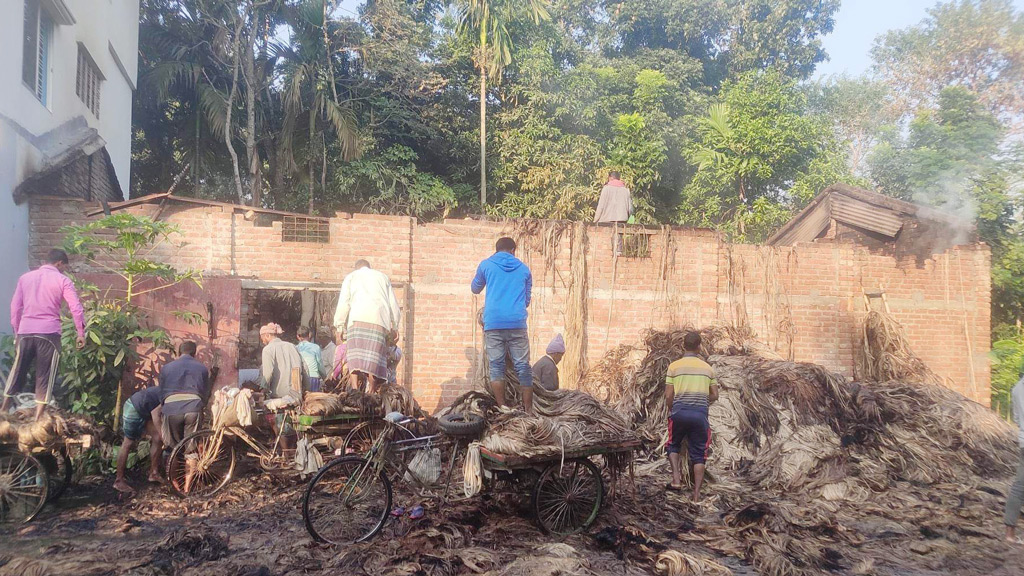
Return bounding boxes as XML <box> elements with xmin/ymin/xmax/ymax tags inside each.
<box><xmin>3</xmin><ymin>249</ymin><xmax>86</xmax><ymax>421</ymax></box>
<box><xmin>533</xmin><ymin>334</ymin><xmax>565</xmax><ymax>391</ymax></box>
<box><xmin>159</xmin><ymin>341</ymin><xmax>210</xmax><ymax>449</ymax></box>
<box><xmin>594</xmin><ymin>171</ymin><xmax>633</xmax><ymax>224</ymax></box>
<box><xmin>333</xmin><ymin>260</ymin><xmax>402</xmax><ymax>394</ymax></box>
<box><xmin>471</xmin><ymin>237</ymin><xmax>534</xmax><ymax>413</ymax></box>
<box><xmin>664</xmin><ymin>331</ymin><xmax>718</xmax><ymax>501</ymax></box>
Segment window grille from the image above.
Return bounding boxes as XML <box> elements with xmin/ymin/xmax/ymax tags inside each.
<box><xmin>282</xmin><ymin>216</ymin><xmax>330</xmax><ymax>244</ymax></box>
<box><xmin>76</xmin><ymin>44</ymin><xmax>103</xmax><ymax>118</ymax></box>
<box><xmin>22</xmin><ymin>0</ymin><xmax>51</xmax><ymax>103</ymax></box>
<box><xmin>621</xmin><ymin>230</ymin><xmax>654</xmax><ymax>258</ymax></box>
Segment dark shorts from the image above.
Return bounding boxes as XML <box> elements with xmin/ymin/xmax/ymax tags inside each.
<box><xmin>665</xmin><ymin>409</ymin><xmax>711</xmax><ymax>464</ymax></box>
<box><xmin>4</xmin><ymin>333</ymin><xmax>61</xmax><ymax>405</ymax></box>
<box><xmin>308</xmin><ymin>377</ymin><xmax>321</xmax><ymax>393</ymax></box>
<box><xmin>122</xmin><ymin>400</ymin><xmax>148</xmax><ymax>441</ymax></box>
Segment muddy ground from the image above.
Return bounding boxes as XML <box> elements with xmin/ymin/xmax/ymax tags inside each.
<box><xmin>3</xmin><ymin>462</ymin><xmax>1024</xmax><ymax>576</ymax></box>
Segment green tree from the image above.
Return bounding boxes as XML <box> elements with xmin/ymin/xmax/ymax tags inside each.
<box><xmin>60</xmin><ymin>215</ymin><xmax>202</xmax><ymax>427</ymax></box>
<box><xmin>871</xmin><ymin>0</ymin><xmax>1024</xmax><ymax>131</ymax></box>
<box><xmin>457</xmin><ymin>0</ymin><xmax>550</xmax><ymax>208</ymax></box>
<box><xmin>682</xmin><ymin>70</ymin><xmax>842</xmax><ymax>238</ymax></box>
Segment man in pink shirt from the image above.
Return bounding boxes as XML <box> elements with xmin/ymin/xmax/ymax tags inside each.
<box><xmin>3</xmin><ymin>249</ymin><xmax>86</xmax><ymax>421</ymax></box>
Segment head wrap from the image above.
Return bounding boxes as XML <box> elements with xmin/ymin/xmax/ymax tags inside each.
<box><xmin>546</xmin><ymin>334</ymin><xmax>566</xmax><ymax>355</ymax></box>
<box><xmin>259</xmin><ymin>323</ymin><xmax>284</xmax><ymax>336</ymax></box>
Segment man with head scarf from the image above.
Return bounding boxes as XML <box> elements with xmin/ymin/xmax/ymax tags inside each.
<box><xmin>533</xmin><ymin>334</ymin><xmax>565</xmax><ymax>392</ymax></box>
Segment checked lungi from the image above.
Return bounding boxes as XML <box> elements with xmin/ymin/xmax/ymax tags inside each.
<box><xmin>345</xmin><ymin>321</ymin><xmax>390</xmax><ymax>380</ymax></box>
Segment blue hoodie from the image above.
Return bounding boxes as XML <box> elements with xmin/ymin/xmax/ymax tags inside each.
<box><xmin>471</xmin><ymin>252</ymin><xmax>532</xmax><ymax>330</ymax></box>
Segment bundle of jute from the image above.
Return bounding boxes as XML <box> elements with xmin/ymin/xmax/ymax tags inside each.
<box><xmin>653</xmin><ymin>550</ymin><xmax>732</xmax><ymax>576</ymax></box>
<box><xmin>301</xmin><ymin>392</ymin><xmax>346</xmax><ymax>416</ymax></box>
<box><xmin>0</xmin><ymin>408</ymin><xmax>98</xmax><ymax>450</ymax></box>
<box><xmin>856</xmin><ymin>310</ymin><xmax>942</xmax><ymax>386</ymax></box>
<box><xmin>377</xmin><ymin>382</ymin><xmax>425</xmax><ymax>418</ymax></box>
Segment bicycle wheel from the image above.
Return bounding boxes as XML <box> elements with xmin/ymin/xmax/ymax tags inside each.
<box><xmin>532</xmin><ymin>458</ymin><xmax>603</xmax><ymax>536</ymax></box>
<box><xmin>0</xmin><ymin>451</ymin><xmax>49</xmax><ymax>523</ymax></box>
<box><xmin>342</xmin><ymin>420</ymin><xmax>387</xmax><ymax>455</ymax></box>
<box><xmin>37</xmin><ymin>447</ymin><xmax>73</xmax><ymax>502</ymax></box>
<box><xmin>303</xmin><ymin>456</ymin><xmax>391</xmax><ymax>544</ymax></box>
<box><xmin>167</xmin><ymin>429</ymin><xmax>236</xmax><ymax>499</ymax></box>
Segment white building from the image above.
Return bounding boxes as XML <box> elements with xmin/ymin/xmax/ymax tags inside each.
<box><xmin>0</xmin><ymin>0</ymin><xmax>139</xmax><ymax>332</ymax></box>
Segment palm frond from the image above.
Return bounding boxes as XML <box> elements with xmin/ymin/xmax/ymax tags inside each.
<box><xmin>197</xmin><ymin>83</ymin><xmax>229</xmax><ymax>140</ymax></box>
<box><xmin>318</xmin><ymin>95</ymin><xmax>361</xmax><ymax>161</ymax></box>
<box><xmin>145</xmin><ymin>61</ymin><xmax>198</xmax><ymax>98</ymax></box>
<box><xmin>706</xmin><ymin>103</ymin><xmax>733</xmax><ymax>138</ymax></box>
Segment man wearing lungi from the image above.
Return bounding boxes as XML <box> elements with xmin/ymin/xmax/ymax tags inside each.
<box><xmin>333</xmin><ymin>260</ymin><xmax>402</xmax><ymax>394</ymax></box>
<box><xmin>3</xmin><ymin>249</ymin><xmax>86</xmax><ymax>421</ymax></box>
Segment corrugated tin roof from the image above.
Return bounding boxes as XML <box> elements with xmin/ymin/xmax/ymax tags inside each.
<box><xmin>768</xmin><ymin>184</ymin><xmax>967</xmax><ymax>246</ymax></box>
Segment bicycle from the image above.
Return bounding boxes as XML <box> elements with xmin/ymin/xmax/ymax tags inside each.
<box><xmin>166</xmin><ymin>408</ymin><xmax>300</xmax><ymax>498</ymax></box>
<box><xmin>302</xmin><ymin>414</ymin><xmax>481</xmax><ymax>544</ymax></box>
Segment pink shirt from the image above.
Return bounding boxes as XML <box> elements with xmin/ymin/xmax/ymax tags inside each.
<box><xmin>10</xmin><ymin>265</ymin><xmax>86</xmax><ymax>339</ymax></box>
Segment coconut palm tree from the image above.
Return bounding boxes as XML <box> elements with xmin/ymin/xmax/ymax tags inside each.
<box><xmin>458</xmin><ymin>0</ymin><xmax>550</xmax><ymax>208</ymax></box>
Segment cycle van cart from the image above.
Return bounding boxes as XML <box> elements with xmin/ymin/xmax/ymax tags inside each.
<box><xmin>302</xmin><ymin>413</ymin><xmax>640</xmax><ymax>544</ymax></box>
<box><xmin>0</xmin><ymin>432</ymin><xmax>87</xmax><ymax>523</ymax></box>
<box><xmin>165</xmin><ymin>403</ymin><xmax>383</xmax><ymax>498</ymax></box>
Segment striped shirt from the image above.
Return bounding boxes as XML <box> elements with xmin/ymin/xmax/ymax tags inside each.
<box><xmin>666</xmin><ymin>353</ymin><xmax>716</xmax><ymax>414</ymax></box>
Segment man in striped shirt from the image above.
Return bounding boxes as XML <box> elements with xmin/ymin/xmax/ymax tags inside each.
<box><xmin>664</xmin><ymin>331</ymin><xmax>718</xmax><ymax>501</ymax></box>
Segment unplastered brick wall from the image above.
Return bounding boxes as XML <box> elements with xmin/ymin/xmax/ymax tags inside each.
<box><xmin>29</xmin><ymin>197</ymin><xmax>992</xmax><ymax>412</ymax></box>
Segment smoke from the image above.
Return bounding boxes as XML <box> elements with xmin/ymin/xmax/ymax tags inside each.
<box><xmin>909</xmin><ymin>167</ymin><xmax>980</xmax><ymax>248</ymax></box>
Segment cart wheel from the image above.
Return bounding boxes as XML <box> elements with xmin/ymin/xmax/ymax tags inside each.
<box><xmin>532</xmin><ymin>458</ymin><xmax>603</xmax><ymax>536</ymax></box>
<box><xmin>303</xmin><ymin>456</ymin><xmax>392</xmax><ymax>544</ymax></box>
<box><xmin>167</xmin><ymin>429</ymin><xmax>236</xmax><ymax>499</ymax></box>
<box><xmin>37</xmin><ymin>447</ymin><xmax>73</xmax><ymax>502</ymax></box>
<box><xmin>342</xmin><ymin>420</ymin><xmax>387</xmax><ymax>455</ymax></box>
<box><xmin>0</xmin><ymin>451</ymin><xmax>49</xmax><ymax>523</ymax></box>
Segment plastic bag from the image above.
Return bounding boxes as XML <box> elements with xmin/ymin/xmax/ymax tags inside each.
<box><xmin>405</xmin><ymin>447</ymin><xmax>442</xmax><ymax>484</ymax></box>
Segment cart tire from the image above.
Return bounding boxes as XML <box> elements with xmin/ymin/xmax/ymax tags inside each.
<box><xmin>438</xmin><ymin>413</ymin><xmax>485</xmax><ymax>437</ymax></box>
<box><xmin>303</xmin><ymin>456</ymin><xmax>392</xmax><ymax>544</ymax></box>
<box><xmin>37</xmin><ymin>447</ymin><xmax>73</xmax><ymax>502</ymax></box>
<box><xmin>167</xmin><ymin>429</ymin><xmax>236</xmax><ymax>499</ymax></box>
<box><xmin>532</xmin><ymin>458</ymin><xmax>603</xmax><ymax>536</ymax></box>
<box><xmin>342</xmin><ymin>420</ymin><xmax>388</xmax><ymax>455</ymax></box>
<box><xmin>0</xmin><ymin>451</ymin><xmax>49</xmax><ymax>523</ymax></box>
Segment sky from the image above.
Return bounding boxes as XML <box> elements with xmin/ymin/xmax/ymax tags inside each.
<box><xmin>814</xmin><ymin>0</ymin><xmax>1024</xmax><ymax>79</ymax></box>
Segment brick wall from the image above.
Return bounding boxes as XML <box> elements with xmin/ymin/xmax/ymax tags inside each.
<box><xmin>28</xmin><ymin>197</ymin><xmax>992</xmax><ymax>411</ymax></box>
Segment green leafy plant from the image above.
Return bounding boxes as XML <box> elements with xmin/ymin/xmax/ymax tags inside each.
<box><xmin>59</xmin><ymin>214</ymin><xmax>202</xmax><ymax>428</ymax></box>
<box><xmin>991</xmin><ymin>333</ymin><xmax>1024</xmax><ymax>420</ymax></box>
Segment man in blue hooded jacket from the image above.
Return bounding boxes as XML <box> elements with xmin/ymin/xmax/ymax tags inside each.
<box><xmin>471</xmin><ymin>237</ymin><xmax>534</xmax><ymax>413</ymax></box>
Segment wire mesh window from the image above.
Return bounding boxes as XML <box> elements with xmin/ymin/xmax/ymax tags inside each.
<box><xmin>621</xmin><ymin>230</ymin><xmax>654</xmax><ymax>258</ymax></box>
<box><xmin>76</xmin><ymin>44</ymin><xmax>102</xmax><ymax>118</ymax></box>
<box><xmin>282</xmin><ymin>215</ymin><xmax>330</xmax><ymax>243</ymax></box>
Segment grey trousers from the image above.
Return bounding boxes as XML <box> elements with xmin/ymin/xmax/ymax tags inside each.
<box><xmin>1006</xmin><ymin>448</ymin><xmax>1024</xmax><ymax>527</ymax></box>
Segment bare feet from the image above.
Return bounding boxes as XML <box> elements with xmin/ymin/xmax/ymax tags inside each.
<box><xmin>148</xmin><ymin>473</ymin><xmax>164</xmax><ymax>484</ymax></box>
<box><xmin>113</xmin><ymin>479</ymin><xmax>135</xmax><ymax>494</ymax></box>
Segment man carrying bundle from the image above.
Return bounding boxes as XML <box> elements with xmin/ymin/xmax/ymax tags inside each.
<box><xmin>159</xmin><ymin>341</ymin><xmax>210</xmax><ymax>448</ymax></box>
<box><xmin>471</xmin><ymin>237</ymin><xmax>534</xmax><ymax>413</ymax></box>
<box><xmin>3</xmin><ymin>249</ymin><xmax>86</xmax><ymax>421</ymax></box>
<box><xmin>664</xmin><ymin>331</ymin><xmax>718</xmax><ymax>501</ymax></box>
<box><xmin>333</xmin><ymin>260</ymin><xmax>402</xmax><ymax>394</ymax></box>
